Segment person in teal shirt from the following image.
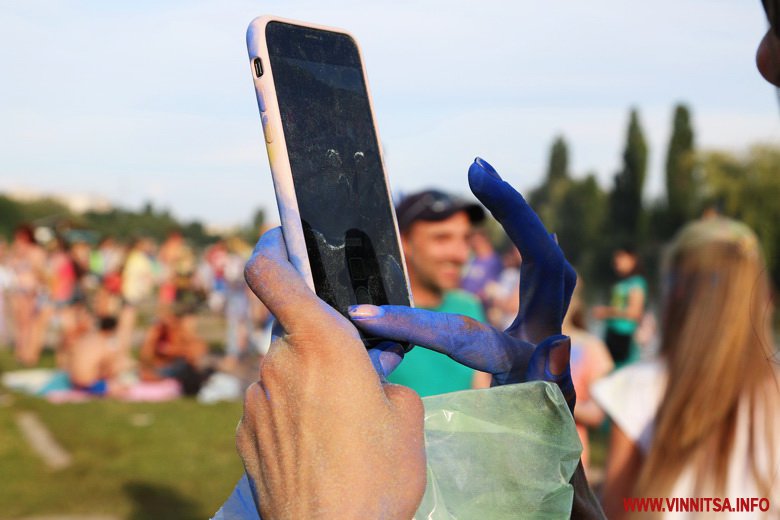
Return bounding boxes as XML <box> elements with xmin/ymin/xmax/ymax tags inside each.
<box><xmin>593</xmin><ymin>246</ymin><xmax>647</xmax><ymax>368</ymax></box>
<box><xmin>388</xmin><ymin>189</ymin><xmax>490</xmax><ymax>396</ymax></box>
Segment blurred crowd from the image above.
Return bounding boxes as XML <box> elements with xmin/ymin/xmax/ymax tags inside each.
<box><xmin>0</xmin><ymin>225</ymin><xmax>270</xmax><ymax>399</ymax></box>
<box><xmin>0</xmin><ymin>205</ymin><xmax>655</xmax><ymax>428</ymax></box>
<box><xmin>2</xmin><ymin>184</ymin><xmax>778</xmax><ymax>513</ymax></box>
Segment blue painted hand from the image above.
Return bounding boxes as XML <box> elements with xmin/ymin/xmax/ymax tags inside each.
<box><xmin>350</xmin><ymin>157</ymin><xmax>577</xmax><ymax>411</ymax></box>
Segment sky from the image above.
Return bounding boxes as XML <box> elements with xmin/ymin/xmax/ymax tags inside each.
<box><xmin>1</xmin><ymin>0</ymin><xmax>778</xmax><ymax>228</ymax></box>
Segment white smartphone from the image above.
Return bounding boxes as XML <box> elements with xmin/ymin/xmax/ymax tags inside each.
<box><xmin>246</xmin><ymin>16</ymin><xmax>412</xmax><ymax>349</ymax></box>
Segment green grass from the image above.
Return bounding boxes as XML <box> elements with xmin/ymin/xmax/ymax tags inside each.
<box><xmin>0</xmin><ymin>349</ymin><xmax>245</xmax><ymax>519</ymax></box>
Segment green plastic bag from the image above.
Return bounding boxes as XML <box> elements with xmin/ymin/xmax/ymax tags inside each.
<box><xmin>415</xmin><ymin>381</ymin><xmax>582</xmax><ymax>520</ymax></box>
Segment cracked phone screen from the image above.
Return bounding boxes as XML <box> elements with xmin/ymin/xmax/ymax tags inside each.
<box><xmin>267</xmin><ymin>21</ymin><xmax>411</xmax><ymax>348</ymax></box>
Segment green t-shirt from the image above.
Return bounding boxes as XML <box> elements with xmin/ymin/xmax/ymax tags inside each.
<box><xmin>387</xmin><ymin>290</ymin><xmax>486</xmax><ymax>397</ymax></box>
<box><xmin>606</xmin><ymin>275</ymin><xmax>647</xmax><ymax>335</ymax></box>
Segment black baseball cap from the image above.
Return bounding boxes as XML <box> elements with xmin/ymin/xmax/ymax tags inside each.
<box><xmin>395</xmin><ymin>189</ymin><xmax>485</xmax><ymax>233</ymax></box>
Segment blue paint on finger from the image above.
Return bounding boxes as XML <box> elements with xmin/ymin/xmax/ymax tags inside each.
<box><xmin>367</xmin><ymin>341</ymin><xmax>405</xmax><ymax>379</ymax></box>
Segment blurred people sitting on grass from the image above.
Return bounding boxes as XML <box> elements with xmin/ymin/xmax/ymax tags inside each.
<box><xmin>594</xmin><ymin>217</ymin><xmax>780</xmax><ymax>519</ymax></box>
<box><xmin>139</xmin><ymin>292</ymin><xmax>209</xmax><ymax>396</ymax></box>
<box><xmin>33</xmin><ymin>235</ymin><xmax>89</xmax><ymax>368</ymax></box>
<box><xmin>68</xmin><ymin>314</ymin><xmax>135</xmax><ymax>397</ymax></box>
<box><xmin>592</xmin><ymin>245</ymin><xmax>647</xmax><ymax>368</ymax></box>
<box><xmin>387</xmin><ymin>189</ymin><xmax>492</xmax><ymax>396</ymax></box>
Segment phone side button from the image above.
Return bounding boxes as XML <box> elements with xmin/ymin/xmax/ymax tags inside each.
<box><xmin>256</xmin><ymin>87</ymin><xmax>267</xmax><ymax>112</ymax></box>
<box><xmin>261</xmin><ymin>114</ymin><xmax>273</xmax><ymax>143</ymax></box>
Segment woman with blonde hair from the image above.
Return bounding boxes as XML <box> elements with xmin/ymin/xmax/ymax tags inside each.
<box><xmin>595</xmin><ymin>217</ymin><xmax>779</xmax><ymax>518</ymax></box>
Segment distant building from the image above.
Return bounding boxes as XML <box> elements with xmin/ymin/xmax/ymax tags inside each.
<box><xmin>2</xmin><ymin>188</ymin><xmax>113</xmax><ymax>214</ymax></box>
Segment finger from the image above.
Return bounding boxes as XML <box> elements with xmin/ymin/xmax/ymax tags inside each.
<box><xmin>349</xmin><ymin>304</ymin><xmax>529</xmax><ymax>374</ymax></box>
<box><xmin>524</xmin><ymin>335</ymin><xmax>576</xmax><ymax>413</ymax></box>
<box><xmin>244</xmin><ymin>227</ymin><xmax>346</xmax><ymax>337</ymax></box>
<box><xmin>467</xmin><ymin>157</ymin><xmax>558</xmax><ymax>267</ymax></box>
<box><xmin>367</xmin><ymin>341</ymin><xmax>405</xmax><ymax>380</ymax></box>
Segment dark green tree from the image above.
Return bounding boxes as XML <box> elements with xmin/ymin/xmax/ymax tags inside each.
<box><xmin>608</xmin><ymin>108</ymin><xmax>648</xmax><ymax>242</ymax></box>
<box><xmin>530</xmin><ymin>135</ymin><xmax>571</xmax><ymax>228</ymax></box>
<box><xmin>699</xmin><ymin>145</ymin><xmax>780</xmax><ymax>287</ymax></box>
<box><xmin>555</xmin><ymin>173</ymin><xmax>608</xmax><ymax>277</ymax></box>
<box><xmin>547</xmin><ymin>135</ymin><xmax>569</xmax><ymax>183</ymax></box>
<box><xmin>0</xmin><ymin>195</ymin><xmax>24</xmax><ymax>239</ymax></box>
<box><xmin>665</xmin><ymin>104</ymin><xmax>696</xmax><ymax>232</ymax></box>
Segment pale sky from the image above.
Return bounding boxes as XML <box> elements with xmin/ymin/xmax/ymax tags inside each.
<box><xmin>1</xmin><ymin>0</ymin><xmax>778</xmax><ymax>227</ymax></box>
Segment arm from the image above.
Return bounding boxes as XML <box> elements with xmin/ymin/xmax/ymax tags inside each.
<box><xmin>600</xmin><ymin>424</ymin><xmax>643</xmax><ymax>520</ymax></box>
<box><xmin>574</xmin><ymin>338</ymin><xmax>613</xmax><ymax>427</ymax></box>
<box><xmin>594</xmin><ymin>287</ymin><xmax>645</xmax><ymax>321</ymax></box>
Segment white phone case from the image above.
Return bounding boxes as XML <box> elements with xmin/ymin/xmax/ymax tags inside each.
<box><xmin>245</xmin><ymin>15</ymin><xmax>412</xmax><ymax>306</ymax></box>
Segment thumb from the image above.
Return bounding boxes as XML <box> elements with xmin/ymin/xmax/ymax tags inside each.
<box><xmin>367</xmin><ymin>342</ymin><xmax>406</xmax><ymax>380</ymax></box>
<box><xmin>524</xmin><ymin>335</ymin><xmax>576</xmax><ymax>413</ymax></box>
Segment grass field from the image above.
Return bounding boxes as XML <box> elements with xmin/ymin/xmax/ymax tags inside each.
<box><xmin>0</xmin><ymin>349</ymin><xmax>245</xmax><ymax>520</ymax></box>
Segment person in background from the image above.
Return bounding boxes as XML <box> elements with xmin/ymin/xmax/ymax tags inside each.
<box><xmin>592</xmin><ymin>246</ymin><xmax>647</xmax><ymax>368</ymax></box>
<box><xmin>0</xmin><ymin>240</ymin><xmax>12</xmax><ymax>346</ymax></box>
<box><xmin>158</xmin><ymin>230</ymin><xmax>196</xmax><ymax>306</ymax></box>
<box><xmin>460</xmin><ymin>226</ymin><xmax>503</xmax><ymax>306</ymax></box>
<box><xmin>121</xmin><ymin>237</ymin><xmax>157</xmax><ymax>307</ymax></box>
<box><xmin>120</xmin><ymin>237</ymin><xmax>157</xmax><ymax>349</ymax></box>
<box><xmin>32</xmin><ymin>235</ymin><xmax>80</xmax><ymax>367</ymax></box>
<box><xmin>484</xmin><ymin>245</ymin><xmax>522</xmax><ymax>329</ymax></box>
<box><xmin>594</xmin><ymin>218</ymin><xmax>779</xmax><ymax>518</ymax></box>
<box><xmin>562</xmin><ymin>279</ymin><xmax>614</xmax><ymax>476</ymax></box>
<box><xmin>8</xmin><ymin>225</ymin><xmax>46</xmax><ymax>365</ymax></box>
<box><xmin>67</xmin><ymin>313</ymin><xmax>133</xmax><ymax>397</ymax></box>
<box><xmin>387</xmin><ymin>189</ymin><xmax>492</xmax><ymax>396</ymax></box>
<box><xmin>139</xmin><ymin>296</ymin><xmax>208</xmax><ymax>396</ymax></box>
<box><xmin>222</xmin><ymin>237</ymin><xmax>255</xmax><ymax>370</ymax></box>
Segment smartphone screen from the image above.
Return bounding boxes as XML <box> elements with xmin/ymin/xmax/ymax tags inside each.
<box><xmin>266</xmin><ymin>21</ymin><xmax>411</xmax><ymax>346</ymax></box>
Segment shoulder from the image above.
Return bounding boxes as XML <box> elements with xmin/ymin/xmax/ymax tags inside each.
<box><xmin>441</xmin><ymin>290</ymin><xmax>485</xmax><ymax>321</ymax></box>
<box><xmin>627</xmin><ymin>275</ymin><xmax>648</xmax><ymax>291</ymax></box>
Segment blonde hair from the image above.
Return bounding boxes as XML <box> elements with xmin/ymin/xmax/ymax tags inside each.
<box><xmin>636</xmin><ymin>217</ymin><xmax>778</xmax><ymax>500</ymax></box>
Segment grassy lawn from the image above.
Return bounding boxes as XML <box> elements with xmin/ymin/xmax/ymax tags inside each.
<box><xmin>0</xmin><ymin>349</ymin><xmax>245</xmax><ymax>519</ymax></box>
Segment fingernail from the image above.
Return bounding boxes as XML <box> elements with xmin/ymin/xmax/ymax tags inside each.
<box><xmin>547</xmin><ymin>337</ymin><xmax>570</xmax><ymax>376</ymax></box>
<box><xmin>348</xmin><ymin>304</ymin><xmax>383</xmax><ymax>319</ymax></box>
<box><xmin>474</xmin><ymin>157</ymin><xmax>501</xmax><ymax>180</ymax></box>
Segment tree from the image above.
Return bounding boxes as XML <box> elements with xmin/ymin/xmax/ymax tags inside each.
<box><xmin>608</xmin><ymin>108</ymin><xmax>648</xmax><ymax>242</ymax></box>
<box><xmin>547</xmin><ymin>136</ymin><xmax>570</xmax><ymax>184</ymax></box>
<box><xmin>665</xmin><ymin>104</ymin><xmax>696</xmax><ymax>232</ymax></box>
<box><xmin>699</xmin><ymin>145</ymin><xmax>780</xmax><ymax>287</ymax></box>
<box><xmin>0</xmin><ymin>195</ymin><xmax>24</xmax><ymax>239</ymax></box>
<box><xmin>529</xmin><ymin>135</ymin><xmax>571</xmax><ymax>228</ymax></box>
<box><xmin>555</xmin><ymin>173</ymin><xmax>608</xmax><ymax>278</ymax></box>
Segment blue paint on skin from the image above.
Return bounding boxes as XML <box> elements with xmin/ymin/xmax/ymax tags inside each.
<box><xmin>349</xmin><ymin>158</ymin><xmax>578</xmax><ymax>411</ymax></box>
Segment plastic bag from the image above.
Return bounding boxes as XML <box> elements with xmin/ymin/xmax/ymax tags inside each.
<box><xmin>415</xmin><ymin>381</ymin><xmax>582</xmax><ymax>520</ymax></box>
<box><xmin>213</xmin><ymin>381</ymin><xmax>581</xmax><ymax>520</ymax></box>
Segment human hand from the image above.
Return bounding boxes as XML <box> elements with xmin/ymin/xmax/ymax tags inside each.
<box><xmin>348</xmin><ymin>157</ymin><xmax>576</xmax><ymax>409</ymax></box>
<box><xmin>237</xmin><ymin>228</ymin><xmax>426</xmax><ymax>519</ymax></box>
<box><xmin>591</xmin><ymin>305</ymin><xmax>611</xmax><ymax>320</ymax></box>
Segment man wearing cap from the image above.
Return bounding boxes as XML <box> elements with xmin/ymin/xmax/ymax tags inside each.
<box><xmin>389</xmin><ymin>189</ymin><xmax>491</xmax><ymax>396</ymax></box>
